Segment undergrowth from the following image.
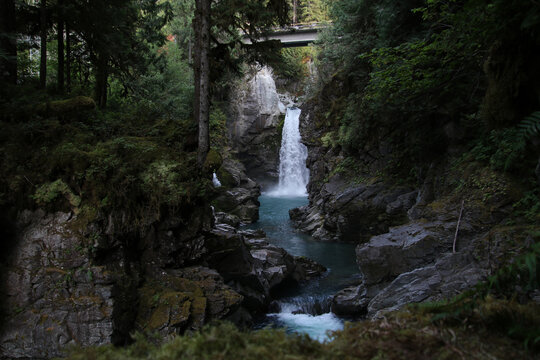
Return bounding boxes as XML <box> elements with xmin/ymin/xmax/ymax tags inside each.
<box><xmin>0</xmin><ymin>93</ymin><xmax>211</xmax><ymax>234</ymax></box>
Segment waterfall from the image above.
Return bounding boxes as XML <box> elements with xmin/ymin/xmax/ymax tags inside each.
<box><xmin>267</xmin><ymin>295</ymin><xmax>342</xmax><ymax>342</ymax></box>
<box><xmin>212</xmin><ymin>172</ymin><xmax>221</xmax><ymax>187</ymax></box>
<box><xmin>271</xmin><ymin>107</ymin><xmax>309</xmax><ymax>197</ymax></box>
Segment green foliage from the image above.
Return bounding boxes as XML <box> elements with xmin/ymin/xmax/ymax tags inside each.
<box><xmin>33</xmin><ymin>179</ymin><xmax>81</xmax><ymax>209</ymax></box>
<box><xmin>513</xmin><ymin>189</ymin><xmax>540</xmax><ymax>224</ymax></box>
<box><xmin>312</xmin><ymin>0</ymin><xmax>540</xmax><ymax>182</ymax></box>
<box><xmin>324</xmin><ymin>157</ymin><xmax>365</xmax><ymax>184</ymax></box>
<box><xmin>63</xmin><ymin>305</ymin><xmax>535</xmax><ymax>359</ymax></box>
<box><xmin>209</xmin><ymin>105</ymin><xmax>228</xmax><ymax>151</ymax></box>
<box><xmin>64</xmin><ymin>322</ymin><xmax>325</xmax><ymax>360</ymax></box>
<box><xmin>466</xmin><ymin>128</ymin><xmax>527</xmax><ymax>172</ymax></box>
<box><xmin>273</xmin><ymin>47</ymin><xmax>314</xmax><ymax>84</ymax></box>
<box><xmin>112</xmin><ymin>42</ymin><xmax>194</xmax><ymax>121</ymax></box>
<box><xmin>141</xmin><ymin>160</ymin><xmax>188</xmax><ymax>207</ymax></box>
<box><xmin>288</xmin><ymin>0</ymin><xmax>330</xmax><ymax>24</ymax></box>
<box><xmin>518</xmin><ymin>111</ymin><xmax>540</xmax><ymax>140</ymax></box>
<box><xmin>320</xmin><ymin>131</ymin><xmax>337</xmax><ymax>148</ymax></box>
<box><xmin>0</xmin><ymin>94</ymin><xmax>207</xmax><ymax>231</ymax></box>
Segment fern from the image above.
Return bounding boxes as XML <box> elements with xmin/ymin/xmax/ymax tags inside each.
<box><xmin>518</xmin><ymin>111</ymin><xmax>540</xmax><ymax>139</ymax></box>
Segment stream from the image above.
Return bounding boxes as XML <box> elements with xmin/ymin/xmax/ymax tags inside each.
<box><xmin>248</xmin><ymin>107</ymin><xmax>360</xmax><ymax>342</ymax></box>
<box><xmin>249</xmin><ymin>195</ymin><xmax>359</xmax><ymax>341</ymax></box>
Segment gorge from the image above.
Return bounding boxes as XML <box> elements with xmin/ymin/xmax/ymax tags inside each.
<box><xmin>1</xmin><ymin>0</ymin><xmax>539</xmax><ymax>358</ymax></box>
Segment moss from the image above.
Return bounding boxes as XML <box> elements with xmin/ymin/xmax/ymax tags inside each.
<box><xmin>33</xmin><ymin>179</ymin><xmax>81</xmax><ymax>212</ymax></box>
<box><xmin>34</xmin><ymin>96</ymin><xmax>96</xmax><ymax>117</ymax></box>
<box><xmin>190</xmin><ymin>296</ymin><xmax>207</xmax><ymax>324</ymax></box>
<box><xmin>216</xmin><ymin>167</ymin><xmax>237</xmax><ymax>188</ymax></box>
<box><xmin>147</xmin><ymin>305</ymin><xmax>170</xmax><ymax>330</ymax></box>
<box><xmin>64</xmin><ymin>305</ymin><xmax>535</xmax><ymax>359</ymax></box>
<box><xmin>222</xmin><ymin>289</ymin><xmax>243</xmax><ymax>307</ymax></box>
<box><xmin>138</xmin><ymin>286</ymin><xmax>193</xmax><ymax>331</ymax></box>
<box><xmin>203</xmin><ymin>148</ymin><xmax>223</xmax><ymax>173</ymax></box>
<box><xmin>68</xmin><ymin>205</ymin><xmax>98</xmax><ymax>234</ymax></box>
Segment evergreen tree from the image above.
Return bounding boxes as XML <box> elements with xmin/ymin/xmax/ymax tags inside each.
<box><xmin>0</xmin><ymin>0</ymin><xmax>17</xmax><ymax>84</ymax></box>
<box><xmin>39</xmin><ymin>0</ymin><xmax>47</xmax><ymax>88</ymax></box>
<box><xmin>71</xmin><ymin>0</ymin><xmax>171</xmax><ymax>107</ymax></box>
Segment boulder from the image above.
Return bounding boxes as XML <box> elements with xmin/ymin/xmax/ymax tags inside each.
<box><xmin>293</xmin><ymin>256</ymin><xmax>327</xmax><ymax>280</ymax></box>
<box><xmin>356</xmin><ymin>221</ymin><xmax>457</xmax><ymax>285</ymax></box>
<box><xmin>367</xmin><ymin>252</ymin><xmax>487</xmax><ymax>318</ymax></box>
<box><xmin>214</xmin><ymin>211</ymin><xmax>241</xmax><ymax>228</ymax></box>
<box><xmin>331</xmin><ymin>284</ymin><xmax>370</xmax><ymax>316</ymax></box>
<box><xmin>203</xmin><ymin>225</ymin><xmax>325</xmax><ymax>313</ymax></box>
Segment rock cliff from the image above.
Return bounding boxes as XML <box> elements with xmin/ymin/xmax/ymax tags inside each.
<box><xmin>0</xmin><ymin>201</ymin><xmax>322</xmax><ymax>358</ymax></box>
<box><xmin>294</xmin><ymin>98</ymin><xmax>537</xmax><ymax>319</ymax></box>
<box><xmin>228</xmin><ymin>67</ymin><xmax>292</xmax><ymax>184</ymax></box>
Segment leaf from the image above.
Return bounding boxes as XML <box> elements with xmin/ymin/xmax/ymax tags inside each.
<box><xmin>518</xmin><ymin>111</ymin><xmax>540</xmax><ymax>139</ymax></box>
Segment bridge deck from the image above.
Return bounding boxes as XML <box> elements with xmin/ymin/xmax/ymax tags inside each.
<box><xmin>242</xmin><ymin>23</ymin><xmax>325</xmax><ymax>48</ymax></box>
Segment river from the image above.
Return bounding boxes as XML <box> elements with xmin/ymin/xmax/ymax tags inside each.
<box><xmin>249</xmin><ymin>194</ymin><xmax>359</xmax><ymax>341</ymax></box>
<box><xmin>247</xmin><ymin>106</ymin><xmax>359</xmax><ymax>341</ymax></box>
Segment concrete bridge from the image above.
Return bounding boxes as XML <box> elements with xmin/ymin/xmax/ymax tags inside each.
<box><xmin>242</xmin><ymin>23</ymin><xmax>325</xmax><ymax>48</ymax></box>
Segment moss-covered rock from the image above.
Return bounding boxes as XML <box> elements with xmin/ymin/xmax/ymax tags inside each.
<box><xmin>33</xmin><ymin>179</ymin><xmax>81</xmax><ymax>213</ymax></box>
<box><xmin>35</xmin><ymin>96</ymin><xmax>96</xmax><ymax>117</ymax></box>
<box><xmin>204</xmin><ymin>148</ymin><xmax>223</xmax><ymax>174</ymax></box>
<box><xmin>135</xmin><ymin>267</ymin><xmax>243</xmax><ymax>337</ymax></box>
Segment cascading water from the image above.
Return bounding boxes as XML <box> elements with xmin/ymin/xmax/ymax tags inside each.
<box><xmin>212</xmin><ymin>172</ymin><xmax>222</xmax><ymax>187</ymax></box>
<box><xmin>270</xmin><ymin>107</ymin><xmax>309</xmax><ymax>197</ymax></box>
<box><xmin>252</xmin><ymin>107</ymin><xmax>359</xmax><ymax>341</ymax></box>
<box><xmin>250</xmin><ymin>196</ymin><xmax>359</xmax><ymax>342</ymax></box>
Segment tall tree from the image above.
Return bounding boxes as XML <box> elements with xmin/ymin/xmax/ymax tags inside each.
<box><xmin>194</xmin><ymin>0</ymin><xmax>210</xmax><ymax>166</ymax></box>
<box><xmin>0</xmin><ymin>0</ymin><xmax>17</xmax><ymax>84</ymax></box>
<box><xmin>65</xmin><ymin>22</ymin><xmax>70</xmax><ymax>91</ymax></box>
<box><xmin>73</xmin><ymin>0</ymin><xmax>170</xmax><ymax>108</ymax></box>
<box><xmin>57</xmin><ymin>0</ymin><xmax>64</xmax><ymax>93</ymax></box>
<box><xmin>39</xmin><ymin>0</ymin><xmax>47</xmax><ymax>88</ymax></box>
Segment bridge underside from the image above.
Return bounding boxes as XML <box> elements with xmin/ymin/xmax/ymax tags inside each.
<box><xmin>243</xmin><ymin>29</ymin><xmax>319</xmax><ymax>48</ymax></box>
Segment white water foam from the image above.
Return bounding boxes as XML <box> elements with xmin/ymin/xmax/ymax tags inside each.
<box><xmin>267</xmin><ymin>107</ymin><xmax>309</xmax><ymax>197</ymax></box>
<box><xmin>268</xmin><ymin>310</ymin><xmax>343</xmax><ymax>342</ymax></box>
<box><xmin>212</xmin><ymin>172</ymin><xmax>222</xmax><ymax>187</ymax></box>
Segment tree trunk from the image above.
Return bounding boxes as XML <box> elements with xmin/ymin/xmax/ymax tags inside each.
<box><xmin>0</xmin><ymin>0</ymin><xmax>17</xmax><ymax>84</ymax></box>
<box><xmin>66</xmin><ymin>23</ymin><xmax>71</xmax><ymax>92</ymax></box>
<box><xmin>195</xmin><ymin>0</ymin><xmax>211</xmax><ymax>167</ymax></box>
<box><xmin>193</xmin><ymin>1</ymin><xmax>201</xmax><ymax>135</ymax></box>
<box><xmin>95</xmin><ymin>55</ymin><xmax>108</xmax><ymax>108</ymax></box>
<box><xmin>293</xmin><ymin>0</ymin><xmax>297</xmax><ymax>24</ymax></box>
<box><xmin>39</xmin><ymin>0</ymin><xmax>47</xmax><ymax>89</ymax></box>
<box><xmin>57</xmin><ymin>0</ymin><xmax>64</xmax><ymax>93</ymax></box>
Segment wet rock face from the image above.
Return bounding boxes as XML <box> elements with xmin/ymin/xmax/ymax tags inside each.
<box><xmin>366</xmin><ymin>252</ymin><xmax>486</xmax><ymax>317</ymax></box>
<box><xmin>201</xmin><ymin>226</ymin><xmax>325</xmax><ymax>313</ymax></box>
<box><xmin>290</xmin><ymin>101</ymin><xmax>421</xmax><ymax>243</ymax></box>
<box><xmin>290</xmin><ymin>176</ymin><xmax>417</xmax><ymax>242</ymax></box>
<box><xmin>214</xmin><ymin>158</ymin><xmax>261</xmax><ymax>224</ymax></box>
<box><xmin>0</xmin><ymin>210</ymin><xmax>115</xmax><ymax>359</ymax></box>
<box><xmin>228</xmin><ymin>67</ymin><xmax>288</xmax><ymax>182</ymax></box>
<box><xmin>356</xmin><ymin>220</ymin><xmax>457</xmax><ymax>286</ymax></box>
